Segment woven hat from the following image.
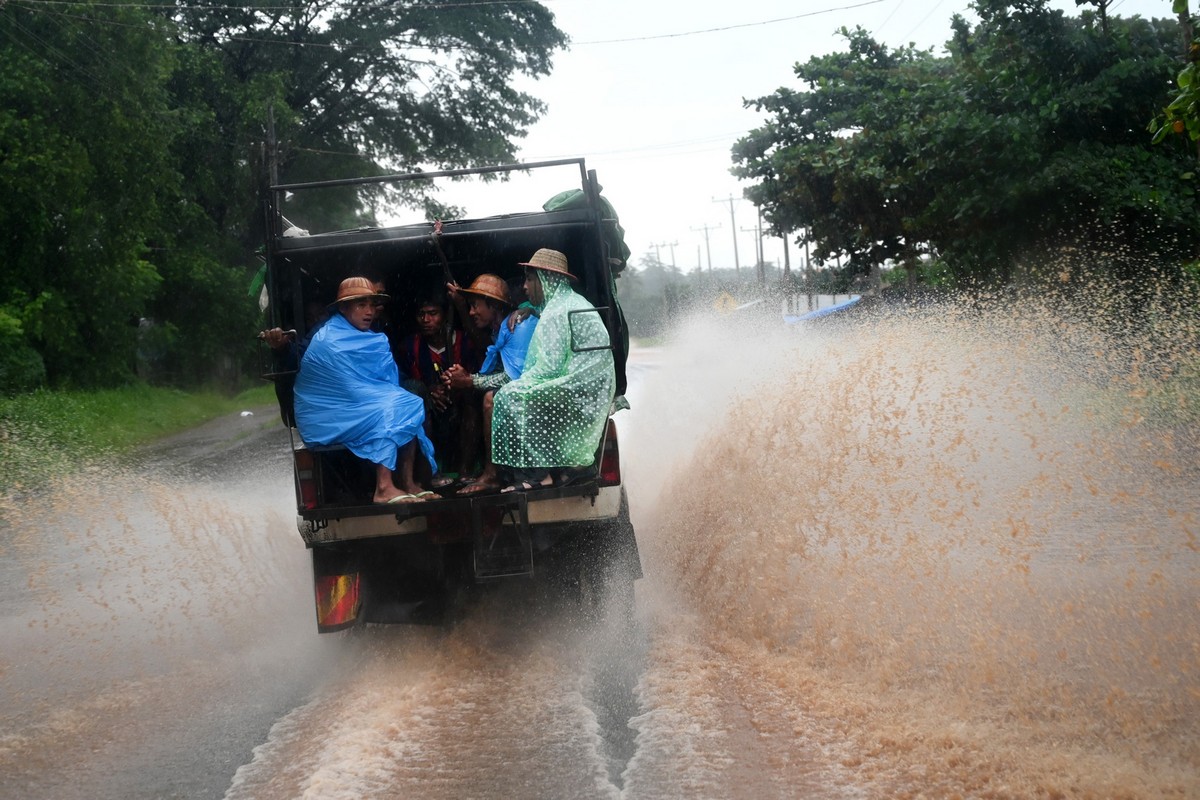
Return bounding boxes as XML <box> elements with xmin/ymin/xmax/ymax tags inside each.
<box><xmin>459</xmin><ymin>273</ymin><xmax>510</xmax><ymax>305</ymax></box>
<box><xmin>518</xmin><ymin>248</ymin><xmax>576</xmax><ymax>281</ymax></box>
<box><xmin>334</xmin><ymin>276</ymin><xmax>388</xmax><ymax>305</ymax></box>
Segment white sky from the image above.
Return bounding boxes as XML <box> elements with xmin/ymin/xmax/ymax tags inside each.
<box><xmin>437</xmin><ymin>0</ymin><xmax>1171</xmax><ymax>274</ymax></box>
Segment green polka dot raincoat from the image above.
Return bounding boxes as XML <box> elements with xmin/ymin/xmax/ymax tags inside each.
<box><xmin>490</xmin><ymin>270</ymin><xmax>615</xmax><ymax>469</ymax></box>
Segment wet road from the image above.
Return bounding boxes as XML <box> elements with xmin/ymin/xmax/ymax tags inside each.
<box><xmin>1</xmin><ymin>315</ymin><xmax>1198</xmax><ymax>798</ymax></box>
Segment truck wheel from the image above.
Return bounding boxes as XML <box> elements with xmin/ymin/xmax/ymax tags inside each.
<box><xmin>575</xmin><ymin>490</ymin><xmax>640</xmax><ymax>629</ymax></box>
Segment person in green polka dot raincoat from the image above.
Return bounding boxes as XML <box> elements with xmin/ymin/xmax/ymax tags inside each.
<box><xmin>491</xmin><ymin>248</ymin><xmax>616</xmax><ymax>490</ymax></box>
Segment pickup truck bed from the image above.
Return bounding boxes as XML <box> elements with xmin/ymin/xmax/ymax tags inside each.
<box><xmin>262</xmin><ymin>159</ymin><xmax>640</xmax><ymax>632</ymax></box>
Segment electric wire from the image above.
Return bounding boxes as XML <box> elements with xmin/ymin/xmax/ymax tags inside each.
<box><xmin>7</xmin><ymin>0</ymin><xmax>894</xmax><ymax>48</ymax></box>
<box><xmin>573</xmin><ymin>0</ymin><xmax>888</xmax><ymax>45</ymax></box>
<box><xmin>899</xmin><ymin>0</ymin><xmax>947</xmax><ymax>43</ymax></box>
<box><xmin>871</xmin><ymin>0</ymin><xmax>908</xmax><ymax>40</ymax></box>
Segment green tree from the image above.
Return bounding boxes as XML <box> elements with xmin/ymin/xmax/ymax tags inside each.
<box><xmin>167</xmin><ymin>0</ymin><xmax>568</xmax><ymax>234</ymax></box>
<box><xmin>734</xmin><ymin>1</ymin><xmax>1197</xmax><ymax>289</ymax></box>
<box><xmin>1150</xmin><ymin>0</ymin><xmax>1199</xmax><ymax>150</ymax></box>
<box><xmin>0</xmin><ymin>0</ymin><xmax>567</xmax><ymax>388</ymax></box>
<box><xmin>0</xmin><ymin>0</ymin><xmax>176</xmax><ymax>386</ymax></box>
<box><xmin>151</xmin><ymin>0</ymin><xmax>570</xmax><ymax>384</ymax></box>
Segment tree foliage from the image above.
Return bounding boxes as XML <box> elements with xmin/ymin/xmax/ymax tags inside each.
<box><xmin>733</xmin><ymin>0</ymin><xmax>1198</xmax><ymax>289</ymax></box>
<box><xmin>1150</xmin><ymin>0</ymin><xmax>1200</xmax><ymax>147</ymax></box>
<box><xmin>1</xmin><ymin>1</ymin><xmax>176</xmax><ymax>386</ymax></box>
<box><xmin>0</xmin><ymin>0</ymin><xmax>566</xmax><ymax>388</ymax></box>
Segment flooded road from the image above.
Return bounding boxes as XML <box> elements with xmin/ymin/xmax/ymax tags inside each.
<box><xmin>1</xmin><ymin>300</ymin><xmax>1197</xmax><ymax>798</ymax></box>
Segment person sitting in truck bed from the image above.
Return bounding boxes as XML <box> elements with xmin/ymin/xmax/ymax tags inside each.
<box><xmin>259</xmin><ymin>300</ymin><xmax>330</xmax><ymax>426</ymax></box>
<box><xmin>293</xmin><ymin>277</ymin><xmax>437</xmax><ymax>505</ymax></box>
<box><xmin>443</xmin><ymin>274</ymin><xmax>540</xmax><ymax>494</ymax></box>
<box><xmin>489</xmin><ymin>248</ymin><xmax>615</xmax><ymax>492</ymax></box>
<box><xmin>393</xmin><ymin>291</ymin><xmax>484</xmax><ymax>488</ymax></box>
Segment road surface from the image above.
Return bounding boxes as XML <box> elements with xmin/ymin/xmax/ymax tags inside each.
<box><xmin>1</xmin><ymin>325</ymin><xmax>1196</xmax><ymax>798</ymax></box>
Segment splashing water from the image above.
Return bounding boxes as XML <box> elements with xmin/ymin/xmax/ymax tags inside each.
<box><xmin>0</xmin><ymin>419</ymin><xmax>336</xmax><ymax>798</ymax></box>
<box><xmin>625</xmin><ymin>287</ymin><xmax>1199</xmax><ymax>797</ymax></box>
<box><xmin>1</xmin><ymin>282</ymin><xmax>1196</xmax><ymax>798</ymax></box>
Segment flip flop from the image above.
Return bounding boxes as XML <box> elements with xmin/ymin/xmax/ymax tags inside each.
<box><xmin>413</xmin><ymin>490</ymin><xmax>437</xmax><ymax>499</ymax></box>
<box><xmin>386</xmin><ymin>493</ymin><xmax>419</xmax><ymax>504</ymax></box>
<box><xmin>554</xmin><ymin>468</ymin><xmax>595</xmax><ymax>487</ymax></box>
<box><xmin>430</xmin><ymin>475</ymin><xmax>457</xmax><ymax>488</ymax></box>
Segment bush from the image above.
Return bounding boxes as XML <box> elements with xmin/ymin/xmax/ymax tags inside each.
<box><xmin>0</xmin><ymin>334</ymin><xmax>46</xmax><ymax>395</ymax></box>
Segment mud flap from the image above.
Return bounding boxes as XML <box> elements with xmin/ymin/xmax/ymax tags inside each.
<box><xmin>312</xmin><ymin>546</ymin><xmax>362</xmax><ymax>632</ymax></box>
<box><xmin>472</xmin><ymin>492</ymin><xmax>534</xmax><ymax>580</ymax></box>
<box><xmin>314</xmin><ymin>572</ymin><xmax>361</xmax><ymax>632</ymax></box>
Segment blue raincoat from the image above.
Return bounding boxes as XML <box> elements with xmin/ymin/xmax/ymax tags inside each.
<box><xmin>294</xmin><ymin>313</ymin><xmax>436</xmax><ymax>471</ymax></box>
<box><xmin>480</xmin><ymin>308</ymin><xmax>539</xmax><ymax>379</ymax></box>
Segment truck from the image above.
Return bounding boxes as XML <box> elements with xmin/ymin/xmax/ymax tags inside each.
<box><xmin>260</xmin><ymin>159</ymin><xmax>641</xmax><ymax>632</ymax></box>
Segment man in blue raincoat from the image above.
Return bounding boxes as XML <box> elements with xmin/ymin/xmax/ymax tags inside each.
<box><xmin>294</xmin><ymin>277</ymin><xmax>437</xmax><ymax>504</ymax></box>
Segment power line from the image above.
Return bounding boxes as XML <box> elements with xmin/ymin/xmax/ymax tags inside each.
<box><xmin>871</xmin><ymin>0</ymin><xmax>909</xmax><ymax>39</ymax></box>
<box><xmin>899</xmin><ymin>0</ymin><xmax>948</xmax><ymax>43</ymax></box>
<box><xmin>4</xmin><ymin>0</ymin><xmax>543</xmax><ymax>10</ymax></box>
<box><xmin>8</xmin><ymin>0</ymin><xmax>891</xmax><ymax>47</ymax></box>
<box><xmin>575</xmin><ymin>0</ymin><xmax>888</xmax><ymax>45</ymax></box>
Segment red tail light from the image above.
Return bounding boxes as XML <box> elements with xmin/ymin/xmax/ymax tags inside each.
<box><xmin>598</xmin><ymin>420</ymin><xmax>621</xmax><ymax>486</ymax></box>
<box><xmin>294</xmin><ymin>448</ymin><xmax>318</xmax><ymax>509</ymax></box>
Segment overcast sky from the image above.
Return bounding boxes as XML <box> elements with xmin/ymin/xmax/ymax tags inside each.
<box><xmin>437</xmin><ymin>0</ymin><xmax>1173</xmax><ymax>275</ymax></box>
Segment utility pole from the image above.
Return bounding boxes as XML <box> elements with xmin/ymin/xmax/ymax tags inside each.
<box><xmin>741</xmin><ymin>208</ymin><xmax>767</xmax><ymax>285</ymax></box>
<box><xmin>691</xmin><ymin>223</ymin><xmax>720</xmax><ymax>273</ymax></box>
<box><xmin>740</xmin><ymin>223</ymin><xmax>761</xmax><ymax>285</ymax></box>
<box><xmin>781</xmin><ymin>233</ymin><xmax>791</xmax><ymax>282</ymax></box>
<box><xmin>713</xmin><ymin>195</ymin><xmax>740</xmax><ymax>276</ymax></box>
<box><xmin>755</xmin><ymin>206</ymin><xmax>766</xmax><ymax>285</ymax></box>
<box><xmin>653</xmin><ymin>240</ymin><xmax>678</xmax><ymax>269</ymax></box>
<box><xmin>804</xmin><ymin>234</ymin><xmax>814</xmax><ymax>311</ymax></box>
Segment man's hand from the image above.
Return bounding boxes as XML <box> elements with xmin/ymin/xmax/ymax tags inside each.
<box><xmin>507</xmin><ymin>306</ymin><xmax>533</xmax><ymax>332</ymax></box>
<box><xmin>430</xmin><ymin>383</ymin><xmax>452</xmax><ymax>411</ymax></box>
<box><xmin>442</xmin><ymin>363</ymin><xmax>474</xmax><ymax>390</ymax></box>
<box><xmin>257</xmin><ymin>328</ymin><xmax>296</xmax><ymax>349</ymax></box>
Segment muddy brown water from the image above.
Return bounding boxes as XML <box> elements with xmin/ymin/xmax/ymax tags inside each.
<box><xmin>0</xmin><ymin>298</ymin><xmax>1196</xmax><ymax>798</ymax></box>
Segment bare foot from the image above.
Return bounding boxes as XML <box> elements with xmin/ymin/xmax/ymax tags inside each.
<box><xmin>458</xmin><ymin>480</ymin><xmax>500</xmax><ymax>496</ymax></box>
<box><xmin>499</xmin><ymin>475</ymin><xmax>553</xmax><ymax>494</ymax></box>
<box><xmin>374</xmin><ymin>488</ymin><xmax>409</xmax><ymax>504</ymax></box>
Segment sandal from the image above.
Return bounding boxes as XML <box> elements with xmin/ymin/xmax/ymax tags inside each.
<box><xmin>554</xmin><ymin>467</ymin><xmax>595</xmax><ymax>487</ymax></box>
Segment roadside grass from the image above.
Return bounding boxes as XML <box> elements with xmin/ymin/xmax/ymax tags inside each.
<box><xmin>0</xmin><ymin>383</ymin><xmax>275</xmax><ymax>493</ymax></box>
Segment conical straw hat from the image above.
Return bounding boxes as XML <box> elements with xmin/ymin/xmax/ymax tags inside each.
<box><xmin>459</xmin><ymin>273</ymin><xmax>510</xmax><ymax>305</ymax></box>
<box><xmin>518</xmin><ymin>248</ymin><xmax>575</xmax><ymax>281</ymax></box>
<box><xmin>334</xmin><ymin>276</ymin><xmax>388</xmax><ymax>304</ymax></box>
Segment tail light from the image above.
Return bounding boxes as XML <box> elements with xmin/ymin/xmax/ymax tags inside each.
<box><xmin>294</xmin><ymin>448</ymin><xmax>318</xmax><ymax>509</ymax></box>
<box><xmin>598</xmin><ymin>420</ymin><xmax>621</xmax><ymax>486</ymax></box>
